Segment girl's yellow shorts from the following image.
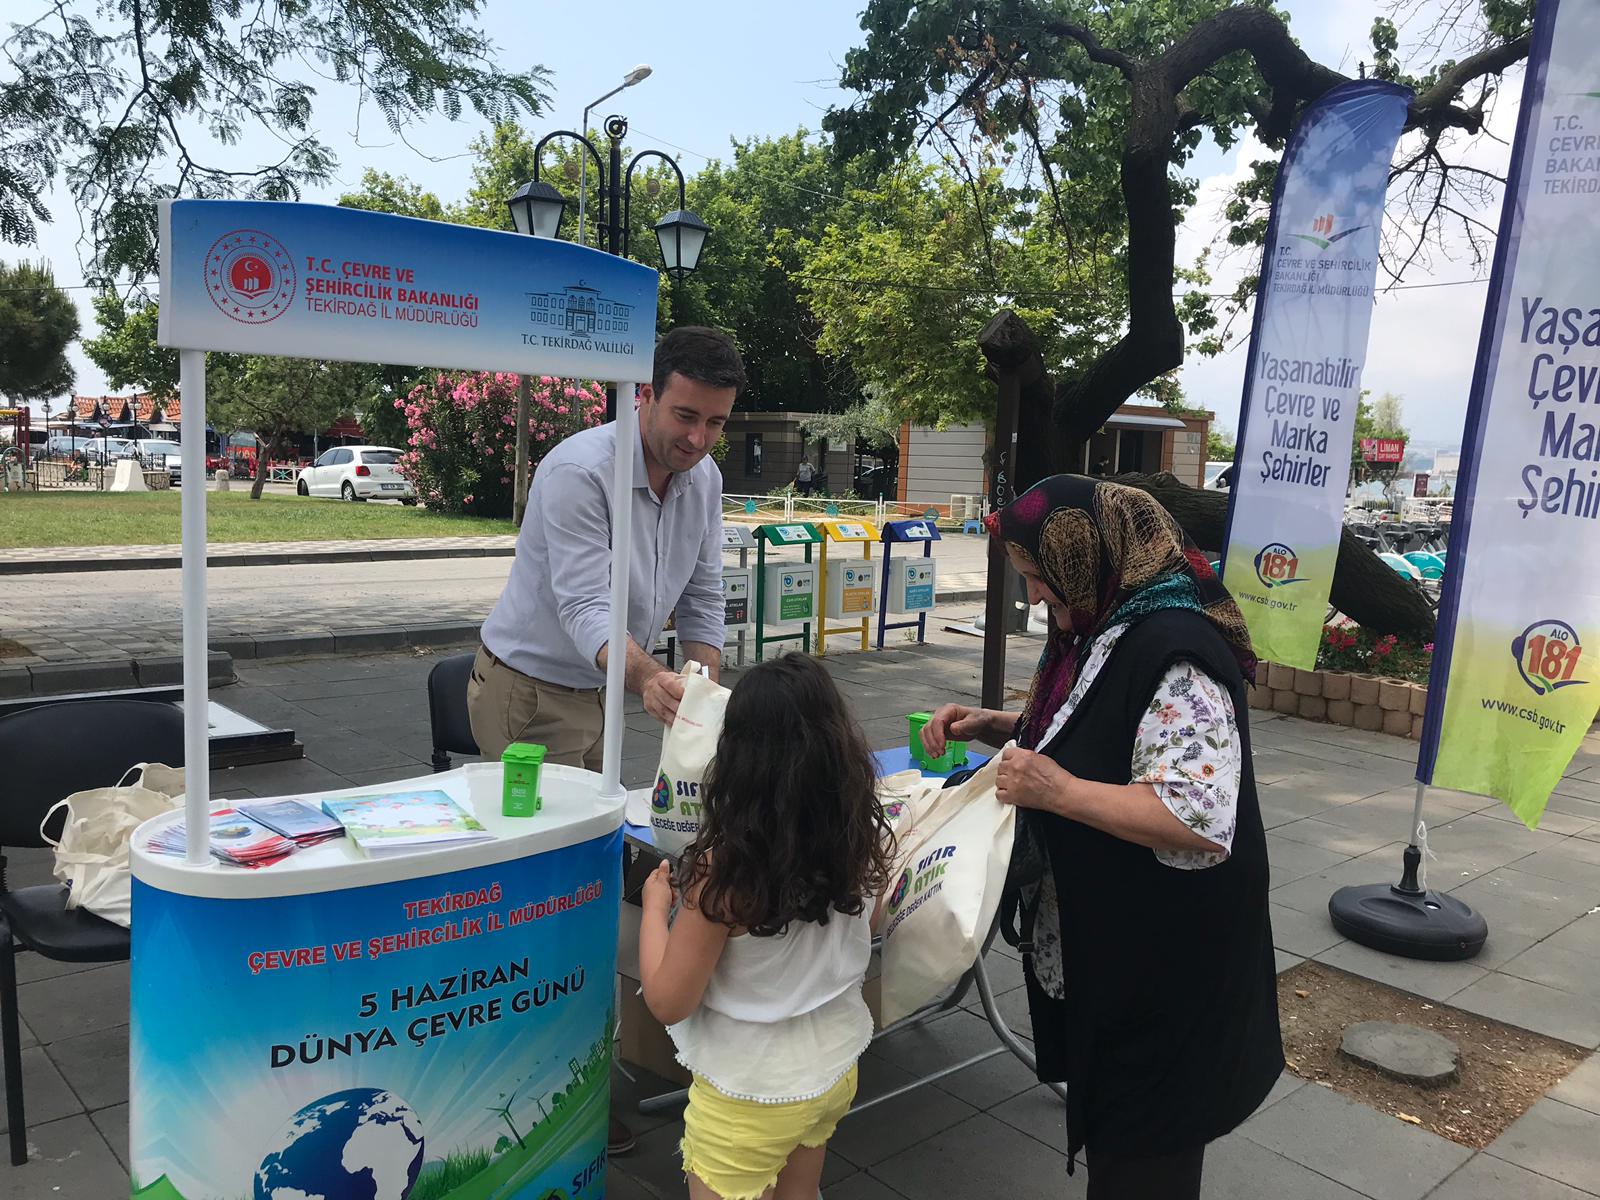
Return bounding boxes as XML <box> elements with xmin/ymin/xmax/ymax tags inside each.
<box><xmin>679</xmin><ymin>1064</ymin><xmax>858</xmax><ymax>1199</ymax></box>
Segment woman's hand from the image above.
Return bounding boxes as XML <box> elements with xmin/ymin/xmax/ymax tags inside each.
<box><xmin>995</xmin><ymin>746</ymin><xmax>1074</xmax><ymax>816</ymax></box>
<box><xmin>923</xmin><ymin>704</ymin><xmax>1007</xmax><ymax>756</ymax></box>
<box><xmin>642</xmin><ymin>860</ymin><xmax>675</xmax><ymax>917</ymax></box>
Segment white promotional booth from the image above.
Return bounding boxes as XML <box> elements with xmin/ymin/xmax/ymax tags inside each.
<box><xmin>129</xmin><ymin>199</ymin><xmax>656</xmax><ymax>1200</ymax></box>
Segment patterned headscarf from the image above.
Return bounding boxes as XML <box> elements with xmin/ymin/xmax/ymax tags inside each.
<box><xmin>985</xmin><ymin>474</ymin><xmax>1256</xmax><ymax>750</ymax></box>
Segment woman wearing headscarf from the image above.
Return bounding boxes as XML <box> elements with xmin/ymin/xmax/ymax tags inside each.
<box><xmin>922</xmin><ymin>475</ymin><xmax>1281</xmax><ymax>1199</ymax></box>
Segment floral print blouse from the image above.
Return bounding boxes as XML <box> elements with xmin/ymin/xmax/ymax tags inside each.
<box><xmin>1032</xmin><ymin>622</ymin><xmax>1241</xmax><ymax>867</ymax></box>
<box><xmin>1025</xmin><ymin>623</ymin><xmax>1243</xmax><ymax>998</ymax></box>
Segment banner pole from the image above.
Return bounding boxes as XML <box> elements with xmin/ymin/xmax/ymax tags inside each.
<box><xmin>599</xmin><ymin>381</ymin><xmax>635</xmax><ymax>803</ymax></box>
<box><xmin>1395</xmin><ymin>779</ymin><xmax>1429</xmax><ymax>897</ymax></box>
<box><xmin>179</xmin><ymin>349</ymin><xmax>210</xmax><ymax>864</ymax></box>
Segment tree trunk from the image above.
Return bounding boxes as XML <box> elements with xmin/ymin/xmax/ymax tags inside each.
<box><xmin>978</xmin><ymin>309</ymin><xmax>1436</xmax><ymax>641</ymax></box>
<box><xmin>1116</xmin><ymin>471</ymin><xmax>1436</xmax><ymax>640</ymax></box>
<box><xmin>251</xmin><ymin>427</ymin><xmax>285</xmax><ymax>501</ymax></box>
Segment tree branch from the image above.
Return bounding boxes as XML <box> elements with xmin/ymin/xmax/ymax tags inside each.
<box><xmin>1040</xmin><ymin>18</ymin><xmax>1134</xmax><ymax>80</ymax></box>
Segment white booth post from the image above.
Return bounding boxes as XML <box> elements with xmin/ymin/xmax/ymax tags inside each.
<box><xmin>179</xmin><ymin>349</ymin><xmax>210</xmax><ymax>865</ymax></box>
<box><xmin>598</xmin><ymin>380</ymin><xmax>636</xmax><ymax>804</ymax></box>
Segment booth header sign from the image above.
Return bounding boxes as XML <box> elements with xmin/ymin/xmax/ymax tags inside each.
<box><xmin>158</xmin><ymin>200</ymin><xmax>660</xmax><ymax>380</ymax></box>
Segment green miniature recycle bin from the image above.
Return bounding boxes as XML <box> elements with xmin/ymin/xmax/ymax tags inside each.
<box><xmin>501</xmin><ymin>742</ymin><xmax>546</xmax><ymax>816</ymax></box>
<box><xmin>908</xmin><ymin>711</ymin><xmax>967</xmax><ymax>774</ymax></box>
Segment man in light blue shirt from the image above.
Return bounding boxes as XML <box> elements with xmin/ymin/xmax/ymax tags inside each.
<box><xmin>470</xmin><ymin>327</ymin><xmax>744</xmax><ymax>769</ymax></box>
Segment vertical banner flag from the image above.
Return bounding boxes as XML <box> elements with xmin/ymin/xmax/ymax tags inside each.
<box><xmin>1222</xmin><ymin>81</ymin><xmax>1412</xmax><ymax>668</ymax></box>
<box><xmin>1419</xmin><ymin>0</ymin><xmax>1600</xmax><ymax>828</ymax></box>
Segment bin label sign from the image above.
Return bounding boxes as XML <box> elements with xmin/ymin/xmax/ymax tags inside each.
<box><xmin>834</xmin><ymin>523</ymin><xmax>868</xmax><ymax>539</ymax></box>
<box><xmin>130</xmin><ymin>830</ymin><xmax>622</xmax><ymax>1200</ymax></box>
<box><xmin>773</xmin><ymin>568</ymin><xmax>814</xmax><ymax>622</ymax></box>
<box><xmin>723</xmin><ymin>575</ymin><xmax>749</xmax><ymax>626</ymax></box>
<box><xmin>773</xmin><ymin>525</ymin><xmax>810</xmax><ymax>542</ymax></box>
<box><xmin>904</xmin><ymin>563</ymin><xmax>935</xmax><ymax>611</ymax></box>
<box><xmin>902</xmin><ymin>523</ymin><xmax>932</xmax><ymax>540</ymax></box>
<box><xmin>839</xmin><ymin>566</ymin><xmax>872</xmax><ymax>614</ymax></box>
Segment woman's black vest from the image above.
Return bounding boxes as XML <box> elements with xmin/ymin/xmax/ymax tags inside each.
<box><xmin>1020</xmin><ymin>608</ymin><xmax>1283</xmax><ymax>1164</ymax></box>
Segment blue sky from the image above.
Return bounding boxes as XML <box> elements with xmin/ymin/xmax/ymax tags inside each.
<box><xmin>16</xmin><ymin>0</ymin><xmax>1516</xmax><ymax>446</ymax></box>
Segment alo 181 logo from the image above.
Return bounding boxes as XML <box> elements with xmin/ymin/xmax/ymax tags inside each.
<box><xmin>1512</xmin><ymin>619</ymin><xmax>1587</xmax><ymax>696</ymax></box>
<box><xmin>1254</xmin><ymin>543</ymin><xmax>1306</xmax><ymax>589</ymax></box>
<box><xmin>651</xmin><ymin>772</ymin><xmax>673</xmax><ymax>813</ymax></box>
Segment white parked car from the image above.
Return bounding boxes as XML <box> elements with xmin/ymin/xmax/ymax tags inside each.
<box><xmin>296</xmin><ymin>445</ymin><xmax>416</xmax><ymax>503</ymax></box>
<box><xmin>130</xmin><ymin>438</ymin><xmax>185</xmax><ymax>483</ymax></box>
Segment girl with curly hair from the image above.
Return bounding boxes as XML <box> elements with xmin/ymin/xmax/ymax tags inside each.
<box><xmin>639</xmin><ymin>652</ymin><xmax>893</xmax><ymax>1200</ymax></box>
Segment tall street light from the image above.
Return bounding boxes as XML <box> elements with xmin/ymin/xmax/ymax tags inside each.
<box><xmin>505</xmin><ymin>113</ymin><xmax>710</xmax><ymax>520</ymax></box>
<box><xmin>505</xmin><ymin>100</ymin><xmax>711</xmax><ymax>524</ymax></box>
<box><xmin>578</xmin><ymin>65</ymin><xmax>652</xmax><ymax>245</ymax></box>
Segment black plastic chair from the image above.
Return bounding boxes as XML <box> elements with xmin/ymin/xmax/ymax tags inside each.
<box><xmin>0</xmin><ymin>698</ymin><xmax>185</xmax><ymax>1164</ymax></box>
<box><xmin>427</xmin><ymin>652</ymin><xmax>480</xmax><ymax>772</ymax></box>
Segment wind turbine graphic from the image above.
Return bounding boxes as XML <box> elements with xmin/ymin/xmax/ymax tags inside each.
<box><xmin>487</xmin><ymin>1088</ymin><xmax>526</xmax><ymax>1149</ymax></box>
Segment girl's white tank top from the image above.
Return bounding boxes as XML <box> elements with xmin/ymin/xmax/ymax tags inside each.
<box><xmin>667</xmin><ymin>906</ymin><xmax>873</xmax><ymax>1103</ymax></box>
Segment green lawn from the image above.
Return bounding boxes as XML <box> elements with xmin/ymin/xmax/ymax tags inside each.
<box><xmin>0</xmin><ymin>490</ymin><xmax>516</xmax><ymax>548</ymax></box>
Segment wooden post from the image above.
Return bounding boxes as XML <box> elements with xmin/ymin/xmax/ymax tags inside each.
<box><xmin>981</xmin><ymin>355</ymin><xmax>1021</xmax><ymax>710</ymax></box>
<box><xmin>513</xmin><ymin>375</ymin><xmax>532</xmax><ymax>527</ymax></box>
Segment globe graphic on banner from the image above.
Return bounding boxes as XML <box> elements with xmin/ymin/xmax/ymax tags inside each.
<box><xmin>254</xmin><ymin>1088</ymin><xmax>425</xmax><ymax>1200</ymax></box>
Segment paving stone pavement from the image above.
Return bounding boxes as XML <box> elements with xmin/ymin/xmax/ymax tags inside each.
<box><xmin>0</xmin><ymin>533</ymin><xmax>996</xmax><ymax>689</ymax></box>
<box><xmin>3</xmin><ymin>621</ymin><xmax>1599</xmax><ymax>1198</ymax></box>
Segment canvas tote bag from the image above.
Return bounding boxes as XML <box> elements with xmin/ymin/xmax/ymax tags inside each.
<box><xmin>877</xmin><ymin>746</ymin><xmax>1017</xmax><ymax>1025</ymax></box>
<box><xmin>650</xmin><ymin>662</ymin><xmax>731</xmax><ymax>857</ymax></box>
<box><xmin>40</xmin><ymin>763</ymin><xmax>185</xmax><ymax>928</ymax></box>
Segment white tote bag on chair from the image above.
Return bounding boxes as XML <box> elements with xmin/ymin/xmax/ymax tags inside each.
<box><xmin>40</xmin><ymin>763</ymin><xmax>185</xmax><ymax>928</ymax></box>
<box><xmin>877</xmin><ymin>746</ymin><xmax>1016</xmax><ymax>1026</ymax></box>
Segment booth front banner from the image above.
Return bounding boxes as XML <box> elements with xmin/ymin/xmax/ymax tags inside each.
<box><xmin>1418</xmin><ymin>0</ymin><xmax>1600</xmax><ymax>827</ymax></box>
<box><xmin>129</xmin><ymin>829</ymin><xmax>622</xmax><ymax>1200</ymax></box>
<box><xmin>1222</xmin><ymin>81</ymin><xmax>1411</xmax><ymax>668</ymax></box>
<box><xmin>158</xmin><ymin>199</ymin><xmax>659</xmax><ymax>377</ymax></box>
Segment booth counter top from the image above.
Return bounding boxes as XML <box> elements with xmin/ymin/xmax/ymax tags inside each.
<box><xmin>130</xmin><ymin>762</ymin><xmax>625</xmax><ymax>900</ymax></box>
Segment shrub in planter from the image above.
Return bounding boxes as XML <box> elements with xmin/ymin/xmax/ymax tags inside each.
<box><xmin>397</xmin><ymin>373</ymin><xmax>606</xmax><ymax>518</ymax></box>
<box><xmin>1316</xmin><ymin>623</ymin><xmax>1434</xmax><ymax>685</ymax></box>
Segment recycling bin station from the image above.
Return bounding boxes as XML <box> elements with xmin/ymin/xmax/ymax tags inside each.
<box><xmin>878</xmin><ymin>518</ymin><xmax>942</xmax><ymax>647</ymax></box>
<box><xmin>721</xmin><ymin>522</ymin><xmax>758</xmax><ymax>666</ymax></box>
<box><xmin>754</xmin><ymin>522</ymin><xmax>821</xmax><ymax>660</ymax></box>
<box><xmin>816</xmin><ymin>519</ymin><xmax>880</xmax><ymax>655</ymax></box>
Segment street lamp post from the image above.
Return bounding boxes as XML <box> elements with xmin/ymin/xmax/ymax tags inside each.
<box><xmin>506</xmin><ymin>106</ymin><xmax>711</xmax><ymax>523</ymax></box>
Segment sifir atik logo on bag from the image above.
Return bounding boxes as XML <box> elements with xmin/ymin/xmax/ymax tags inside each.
<box><xmin>651</xmin><ymin>773</ymin><xmax>673</xmax><ymax>814</ymax></box>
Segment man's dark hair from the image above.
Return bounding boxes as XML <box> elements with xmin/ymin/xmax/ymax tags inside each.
<box><xmin>652</xmin><ymin>326</ymin><xmax>746</xmax><ymax>398</ymax></box>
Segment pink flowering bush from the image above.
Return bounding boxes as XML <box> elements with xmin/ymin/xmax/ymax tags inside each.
<box><xmin>397</xmin><ymin>373</ymin><xmax>606</xmax><ymax>517</ymax></box>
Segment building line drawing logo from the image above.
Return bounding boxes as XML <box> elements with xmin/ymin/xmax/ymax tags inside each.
<box><xmin>524</xmin><ymin>279</ymin><xmax>634</xmax><ymax>341</ymax></box>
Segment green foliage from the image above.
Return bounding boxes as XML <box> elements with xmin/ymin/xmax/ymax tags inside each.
<box><xmin>800</xmin><ymin>385</ymin><xmax>903</xmax><ymax>451</ymax></box>
<box><xmin>84</xmin><ymin>293</ymin><xmax>175</xmax><ymax>395</ymax></box>
<box><xmin>1207</xmin><ymin>429</ymin><xmax>1235</xmax><ymax>460</ymax></box>
<box><xmin>0</xmin><ymin>261</ymin><xmax>79</xmax><ymax>402</ymax></box>
<box><xmin>1</xmin><ymin>1</ymin><xmax>550</xmax><ymax>280</ymax></box>
<box><xmin>672</xmin><ymin>131</ymin><xmax>874</xmax><ymax>412</ymax></box>
<box><xmin>336</xmin><ymin>170</ymin><xmax>450</xmax><ymax>222</ymax></box>
<box><xmin>797</xmin><ymin>160</ymin><xmax>1127</xmax><ymax>426</ymax></box>
<box><xmin>409</xmin><ymin>1146</ymin><xmax>494</xmax><ymax>1200</ymax></box>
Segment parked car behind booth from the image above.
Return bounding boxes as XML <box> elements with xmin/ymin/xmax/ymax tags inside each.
<box><xmin>296</xmin><ymin>445</ymin><xmax>416</xmax><ymax>503</ymax></box>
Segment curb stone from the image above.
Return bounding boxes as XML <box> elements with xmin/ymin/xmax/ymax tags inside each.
<box><xmin>0</xmin><ymin>543</ymin><xmax>518</xmax><ymax>576</ymax></box>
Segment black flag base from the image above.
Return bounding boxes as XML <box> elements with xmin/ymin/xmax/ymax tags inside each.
<box><xmin>1328</xmin><ymin>845</ymin><xmax>1489</xmax><ymax>962</ymax></box>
